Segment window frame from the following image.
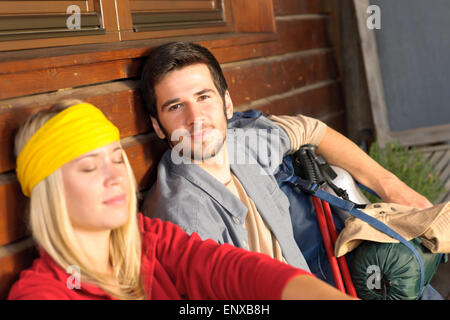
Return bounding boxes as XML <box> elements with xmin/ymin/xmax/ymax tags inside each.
<box><xmin>117</xmin><ymin>0</ymin><xmax>234</xmax><ymax>41</ymax></box>
<box><xmin>0</xmin><ymin>0</ymin><xmax>277</xmax><ymax>52</ymax></box>
<box><xmin>0</xmin><ymin>0</ymin><xmax>119</xmax><ymax>51</ymax></box>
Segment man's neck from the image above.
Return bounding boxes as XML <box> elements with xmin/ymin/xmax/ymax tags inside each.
<box><xmin>194</xmin><ymin>141</ymin><xmax>232</xmax><ymax>184</ymax></box>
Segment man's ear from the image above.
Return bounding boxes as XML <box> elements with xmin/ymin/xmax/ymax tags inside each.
<box><xmin>151</xmin><ymin>116</ymin><xmax>166</xmax><ymax>140</ymax></box>
<box><xmin>224</xmin><ymin>90</ymin><xmax>234</xmax><ymax>120</ymax></box>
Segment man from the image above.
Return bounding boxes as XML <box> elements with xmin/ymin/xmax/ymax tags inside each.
<box><xmin>140</xmin><ymin>42</ymin><xmax>432</xmax><ymax>272</ymax></box>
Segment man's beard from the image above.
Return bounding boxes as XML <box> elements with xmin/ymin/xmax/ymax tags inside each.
<box><xmin>159</xmin><ymin>103</ymin><xmax>228</xmax><ymax>162</ymax></box>
<box><xmin>190</xmin><ymin>130</ymin><xmax>226</xmax><ymax>161</ymax></box>
<box><xmin>167</xmin><ymin>124</ymin><xmax>226</xmax><ymax>162</ymax></box>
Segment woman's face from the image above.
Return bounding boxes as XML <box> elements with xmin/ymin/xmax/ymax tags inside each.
<box><xmin>60</xmin><ymin>141</ymin><xmax>131</xmax><ymax>233</ymax></box>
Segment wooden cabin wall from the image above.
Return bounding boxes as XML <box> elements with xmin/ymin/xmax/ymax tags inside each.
<box><xmin>0</xmin><ymin>0</ymin><xmax>344</xmax><ymax>299</ymax></box>
<box><xmin>230</xmin><ymin>0</ymin><xmax>344</xmax><ymax>131</ymax></box>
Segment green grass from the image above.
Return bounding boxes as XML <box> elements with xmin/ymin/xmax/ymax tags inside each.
<box><xmin>363</xmin><ymin>141</ymin><xmax>447</xmax><ymax>203</ymax></box>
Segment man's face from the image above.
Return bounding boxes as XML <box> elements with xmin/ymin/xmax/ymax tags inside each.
<box><xmin>152</xmin><ymin>63</ymin><xmax>233</xmax><ymax>161</ymax></box>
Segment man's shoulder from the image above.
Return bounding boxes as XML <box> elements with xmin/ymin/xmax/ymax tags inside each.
<box><xmin>141</xmin><ymin>172</ymin><xmax>230</xmax><ymax>242</ymax></box>
<box><xmin>228</xmin><ymin>111</ymin><xmax>282</xmax><ymax>131</ymax></box>
<box><xmin>227</xmin><ymin>112</ymin><xmax>290</xmax><ymax>175</ymax></box>
<box><xmin>145</xmin><ymin>165</ymin><xmax>205</xmax><ymax>204</ymax></box>
<box><xmin>142</xmin><ymin>182</ymin><xmax>199</xmax><ymax>223</ymax></box>
<box><xmin>142</xmin><ymin>185</ymin><xmax>227</xmax><ymax>242</ymax></box>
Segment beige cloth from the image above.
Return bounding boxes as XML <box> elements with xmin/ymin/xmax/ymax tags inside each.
<box><xmin>335</xmin><ymin>201</ymin><xmax>450</xmax><ymax>257</ymax></box>
<box><xmin>268</xmin><ymin>114</ymin><xmax>327</xmax><ymax>154</ymax></box>
<box><xmin>226</xmin><ymin>174</ymin><xmax>287</xmax><ymax>263</ymax></box>
<box><xmin>268</xmin><ymin>114</ymin><xmax>450</xmax><ymax>259</ymax></box>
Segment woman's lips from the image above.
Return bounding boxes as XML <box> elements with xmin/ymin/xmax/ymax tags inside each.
<box><xmin>103</xmin><ymin>194</ymin><xmax>126</xmax><ymax>206</ymax></box>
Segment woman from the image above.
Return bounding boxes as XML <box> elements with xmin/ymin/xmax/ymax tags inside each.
<box><xmin>8</xmin><ymin>99</ymin><xmax>353</xmax><ymax>300</ymax></box>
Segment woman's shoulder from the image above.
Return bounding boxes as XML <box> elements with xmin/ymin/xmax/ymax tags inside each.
<box><xmin>7</xmin><ymin>256</ymin><xmax>73</xmax><ymax>300</ymax></box>
<box><xmin>138</xmin><ymin>213</ymin><xmax>184</xmax><ymax>235</ymax></box>
<box><xmin>138</xmin><ymin>213</ymin><xmax>202</xmax><ymax>249</ymax></box>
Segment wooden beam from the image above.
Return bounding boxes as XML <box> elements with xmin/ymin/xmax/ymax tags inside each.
<box><xmin>390</xmin><ymin>123</ymin><xmax>450</xmax><ymax>147</ymax></box>
<box><xmin>339</xmin><ymin>0</ymin><xmax>373</xmax><ymax>145</ymax></box>
<box><xmin>353</xmin><ymin>0</ymin><xmax>390</xmax><ymax>146</ymax></box>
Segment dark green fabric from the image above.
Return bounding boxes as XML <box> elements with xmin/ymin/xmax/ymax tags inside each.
<box><xmin>351</xmin><ymin>238</ymin><xmax>442</xmax><ymax>300</ymax></box>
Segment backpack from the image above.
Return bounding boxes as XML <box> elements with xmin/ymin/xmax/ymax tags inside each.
<box><xmin>229</xmin><ymin>110</ymin><xmax>345</xmax><ymax>285</ymax></box>
<box><xmin>229</xmin><ymin>110</ymin><xmax>445</xmax><ymax>299</ymax></box>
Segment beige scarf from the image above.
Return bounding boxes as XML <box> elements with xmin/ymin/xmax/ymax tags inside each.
<box><xmin>335</xmin><ymin>201</ymin><xmax>450</xmax><ymax>257</ymax></box>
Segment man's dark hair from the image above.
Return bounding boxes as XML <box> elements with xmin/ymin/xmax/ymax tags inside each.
<box><xmin>140</xmin><ymin>42</ymin><xmax>228</xmax><ymax>119</ymax></box>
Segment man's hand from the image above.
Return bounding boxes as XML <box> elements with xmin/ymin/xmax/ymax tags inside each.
<box><xmin>376</xmin><ymin>175</ymin><xmax>433</xmax><ymax>209</ymax></box>
<box><xmin>316</xmin><ymin>127</ymin><xmax>433</xmax><ymax>209</ymax></box>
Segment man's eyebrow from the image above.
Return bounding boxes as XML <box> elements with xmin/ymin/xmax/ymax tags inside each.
<box><xmin>160</xmin><ymin>98</ymin><xmax>181</xmax><ymax>111</ymax></box>
<box><xmin>195</xmin><ymin>88</ymin><xmax>215</xmax><ymax>96</ymax></box>
<box><xmin>160</xmin><ymin>89</ymin><xmax>215</xmax><ymax>111</ymax></box>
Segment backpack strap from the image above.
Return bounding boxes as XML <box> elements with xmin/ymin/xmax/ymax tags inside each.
<box><xmin>356</xmin><ymin>181</ymin><xmax>381</xmax><ymax>200</ymax></box>
<box><xmin>286</xmin><ymin>175</ymin><xmax>426</xmax><ymax>297</ymax></box>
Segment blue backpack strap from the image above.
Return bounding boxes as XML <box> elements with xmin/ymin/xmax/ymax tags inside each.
<box><xmin>356</xmin><ymin>182</ymin><xmax>381</xmax><ymax>200</ymax></box>
<box><xmin>287</xmin><ymin>175</ymin><xmax>426</xmax><ymax>297</ymax></box>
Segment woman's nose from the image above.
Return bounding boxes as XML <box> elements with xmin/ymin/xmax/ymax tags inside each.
<box><xmin>104</xmin><ymin>162</ymin><xmax>124</xmax><ymax>187</ymax></box>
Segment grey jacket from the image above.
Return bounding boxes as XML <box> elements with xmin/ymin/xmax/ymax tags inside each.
<box><xmin>142</xmin><ymin>115</ymin><xmax>310</xmax><ymax>271</ymax></box>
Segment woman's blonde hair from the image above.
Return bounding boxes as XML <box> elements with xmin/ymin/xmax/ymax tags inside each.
<box><xmin>15</xmin><ymin>99</ymin><xmax>146</xmax><ymax>300</ymax></box>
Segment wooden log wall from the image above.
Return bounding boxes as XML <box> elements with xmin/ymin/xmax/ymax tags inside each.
<box><xmin>0</xmin><ymin>0</ymin><xmax>344</xmax><ymax>299</ymax></box>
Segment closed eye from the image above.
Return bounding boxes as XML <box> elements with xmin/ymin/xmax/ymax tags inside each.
<box><xmin>112</xmin><ymin>148</ymin><xmax>125</xmax><ymax>164</ymax></box>
<box><xmin>113</xmin><ymin>157</ymin><xmax>124</xmax><ymax>164</ymax></box>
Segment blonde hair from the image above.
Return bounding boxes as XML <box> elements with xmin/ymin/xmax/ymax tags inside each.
<box><xmin>15</xmin><ymin>99</ymin><xmax>146</xmax><ymax>300</ymax></box>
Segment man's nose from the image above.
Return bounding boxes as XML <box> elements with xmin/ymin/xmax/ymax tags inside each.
<box><xmin>185</xmin><ymin>102</ymin><xmax>206</xmax><ymax>128</ymax></box>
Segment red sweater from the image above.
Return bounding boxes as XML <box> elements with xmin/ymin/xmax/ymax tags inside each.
<box><xmin>8</xmin><ymin>214</ymin><xmax>310</xmax><ymax>300</ymax></box>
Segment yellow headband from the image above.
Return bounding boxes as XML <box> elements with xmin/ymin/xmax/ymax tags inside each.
<box><xmin>16</xmin><ymin>103</ymin><xmax>120</xmax><ymax>197</ymax></box>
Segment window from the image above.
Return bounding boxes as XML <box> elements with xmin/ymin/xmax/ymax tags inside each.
<box><xmin>0</xmin><ymin>0</ymin><xmax>275</xmax><ymax>52</ymax></box>
<box><xmin>118</xmin><ymin>0</ymin><xmax>233</xmax><ymax>40</ymax></box>
<box><xmin>0</xmin><ymin>1</ymin><xmax>101</xmax><ymax>41</ymax></box>
<box><xmin>0</xmin><ymin>0</ymin><xmax>118</xmax><ymax>51</ymax></box>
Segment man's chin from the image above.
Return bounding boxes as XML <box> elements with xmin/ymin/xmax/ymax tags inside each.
<box><xmin>168</xmin><ymin>133</ymin><xmax>226</xmax><ymax>163</ymax></box>
<box><xmin>191</xmin><ymin>139</ymin><xmax>225</xmax><ymax>161</ymax></box>
<box><xmin>190</xmin><ymin>147</ymin><xmax>221</xmax><ymax>161</ymax></box>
